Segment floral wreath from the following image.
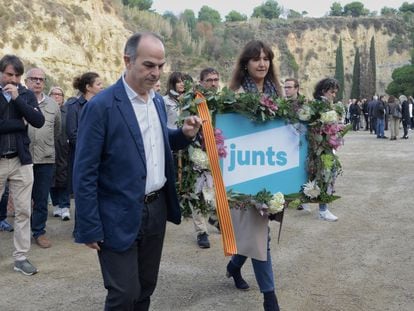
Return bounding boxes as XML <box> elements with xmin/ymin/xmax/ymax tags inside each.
<box><xmin>176</xmin><ymin>85</ymin><xmax>351</xmax><ymax>217</ymax></box>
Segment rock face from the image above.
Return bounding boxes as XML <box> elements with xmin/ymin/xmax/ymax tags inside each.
<box><xmin>1</xmin><ymin>1</ymin><xmax>410</xmax><ymax>98</ymax></box>
<box><xmin>1</xmin><ymin>0</ymin><xmax>129</xmax><ymax>95</ymax></box>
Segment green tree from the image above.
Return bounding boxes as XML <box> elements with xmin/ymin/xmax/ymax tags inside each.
<box><xmin>399</xmin><ymin>2</ymin><xmax>414</xmax><ymax>13</ymax></box>
<box><xmin>381</xmin><ymin>7</ymin><xmax>398</xmax><ymax>16</ymax></box>
<box><xmin>334</xmin><ymin>39</ymin><xmax>345</xmax><ymax>101</ymax></box>
<box><xmin>386</xmin><ymin>64</ymin><xmax>414</xmax><ymax>95</ymax></box>
<box><xmin>287</xmin><ymin>9</ymin><xmax>303</xmax><ymax>19</ymax></box>
<box><xmin>198</xmin><ymin>5</ymin><xmax>222</xmax><ymax>26</ymax></box>
<box><xmin>180</xmin><ymin>9</ymin><xmax>197</xmax><ymax>31</ymax></box>
<box><xmin>329</xmin><ymin>2</ymin><xmax>343</xmax><ymax>16</ymax></box>
<box><xmin>351</xmin><ymin>48</ymin><xmax>361</xmax><ymax>99</ymax></box>
<box><xmin>163</xmin><ymin>11</ymin><xmax>178</xmax><ymax>25</ymax></box>
<box><xmin>369</xmin><ymin>36</ymin><xmax>377</xmax><ymax>96</ymax></box>
<box><xmin>252</xmin><ymin>0</ymin><xmax>282</xmax><ymax>19</ymax></box>
<box><xmin>225</xmin><ymin>10</ymin><xmax>247</xmax><ymax>22</ymax></box>
<box><xmin>122</xmin><ymin>0</ymin><xmax>153</xmax><ymax>11</ymax></box>
<box><xmin>343</xmin><ymin>2</ymin><xmax>369</xmax><ymax>17</ymax></box>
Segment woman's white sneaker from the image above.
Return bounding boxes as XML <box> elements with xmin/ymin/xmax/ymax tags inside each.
<box><xmin>61</xmin><ymin>208</ymin><xmax>70</xmax><ymax>221</ymax></box>
<box><xmin>319</xmin><ymin>209</ymin><xmax>338</xmax><ymax>221</ymax></box>
<box><xmin>52</xmin><ymin>206</ymin><xmax>62</xmax><ymax>217</ymax></box>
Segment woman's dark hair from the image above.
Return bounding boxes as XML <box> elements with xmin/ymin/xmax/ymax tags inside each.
<box><xmin>388</xmin><ymin>95</ymin><xmax>396</xmax><ymax>103</ymax></box>
<box><xmin>165</xmin><ymin>71</ymin><xmax>184</xmax><ymax>95</ymax></box>
<box><xmin>313</xmin><ymin>78</ymin><xmax>340</xmax><ymax>100</ymax></box>
<box><xmin>229</xmin><ymin>40</ymin><xmax>282</xmax><ymax>94</ymax></box>
<box><xmin>73</xmin><ymin>72</ymin><xmax>100</xmax><ymax>94</ymax></box>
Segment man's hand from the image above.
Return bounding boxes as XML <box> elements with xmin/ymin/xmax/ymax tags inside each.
<box><xmin>85</xmin><ymin>242</ymin><xmax>101</xmax><ymax>251</ymax></box>
<box><xmin>3</xmin><ymin>84</ymin><xmax>19</xmax><ymax>100</ymax></box>
<box><xmin>182</xmin><ymin>115</ymin><xmax>202</xmax><ymax>139</ymax></box>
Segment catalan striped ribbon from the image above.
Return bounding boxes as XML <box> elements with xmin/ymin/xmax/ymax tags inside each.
<box><xmin>195</xmin><ymin>92</ymin><xmax>237</xmax><ymax>256</ymax></box>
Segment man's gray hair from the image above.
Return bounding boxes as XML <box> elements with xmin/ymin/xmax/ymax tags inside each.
<box><xmin>124</xmin><ymin>32</ymin><xmax>163</xmax><ymax>62</ymax></box>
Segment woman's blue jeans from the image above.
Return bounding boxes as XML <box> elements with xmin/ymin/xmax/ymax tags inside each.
<box><xmin>230</xmin><ymin>228</ymin><xmax>275</xmax><ymax>293</ymax></box>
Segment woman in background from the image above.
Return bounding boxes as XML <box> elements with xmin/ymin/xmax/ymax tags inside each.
<box><xmin>66</xmin><ymin>72</ymin><xmax>103</xmax><ymax>193</ymax></box>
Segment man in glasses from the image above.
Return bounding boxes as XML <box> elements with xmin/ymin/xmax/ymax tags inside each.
<box><xmin>186</xmin><ymin>67</ymin><xmax>222</xmax><ymax>249</ymax></box>
<box><xmin>0</xmin><ymin>55</ymin><xmax>45</xmax><ymax>275</ymax></box>
<box><xmin>199</xmin><ymin>67</ymin><xmax>220</xmax><ymax>92</ymax></box>
<box><xmin>25</xmin><ymin>68</ymin><xmax>61</xmax><ymax>249</ymax></box>
<box><xmin>284</xmin><ymin>78</ymin><xmax>300</xmax><ymax>100</ymax></box>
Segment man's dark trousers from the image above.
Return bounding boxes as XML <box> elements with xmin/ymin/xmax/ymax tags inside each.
<box><xmin>98</xmin><ymin>191</ymin><xmax>167</xmax><ymax>311</ymax></box>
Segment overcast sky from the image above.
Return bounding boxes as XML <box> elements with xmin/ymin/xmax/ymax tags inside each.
<box><xmin>151</xmin><ymin>0</ymin><xmax>407</xmax><ymax>18</ymax></box>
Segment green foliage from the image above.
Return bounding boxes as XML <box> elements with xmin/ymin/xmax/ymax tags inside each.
<box><xmin>122</xmin><ymin>0</ymin><xmax>152</xmax><ymax>11</ymax></box>
<box><xmin>351</xmin><ymin>48</ymin><xmax>361</xmax><ymax>99</ymax></box>
<box><xmin>225</xmin><ymin>10</ymin><xmax>247</xmax><ymax>22</ymax></box>
<box><xmin>163</xmin><ymin>11</ymin><xmax>178</xmax><ymax>26</ymax></box>
<box><xmin>198</xmin><ymin>5</ymin><xmax>221</xmax><ymax>26</ymax></box>
<box><xmin>330</xmin><ymin>2</ymin><xmax>343</xmax><ymax>16</ymax></box>
<box><xmin>381</xmin><ymin>7</ymin><xmax>398</xmax><ymax>16</ymax></box>
<box><xmin>334</xmin><ymin>39</ymin><xmax>345</xmax><ymax>101</ymax></box>
<box><xmin>388</xmin><ymin>34</ymin><xmax>411</xmax><ymax>54</ymax></box>
<box><xmin>180</xmin><ymin>9</ymin><xmax>196</xmax><ymax>31</ymax></box>
<box><xmin>344</xmin><ymin>2</ymin><xmax>369</xmax><ymax>17</ymax></box>
<box><xmin>369</xmin><ymin>36</ymin><xmax>377</xmax><ymax>95</ymax></box>
<box><xmin>252</xmin><ymin>0</ymin><xmax>282</xmax><ymax>19</ymax></box>
<box><xmin>399</xmin><ymin>2</ymin><xmax>414</xmax><ymax>13</ymax></box>
<box><xmin>386</xmin><ymin>64</ymin><xmax>414</xmax><ymax>96</ymax></box>
<box><xmin>287</xmin><ymin>10</ymin><xmax>303</xmax><ymax>19</ymax></box>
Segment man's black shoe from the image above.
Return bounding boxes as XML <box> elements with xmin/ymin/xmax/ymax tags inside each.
<box><xmin>197</xmin><ymin>232</ymin><xmax>210</xmax><ymax>249</ymax></box>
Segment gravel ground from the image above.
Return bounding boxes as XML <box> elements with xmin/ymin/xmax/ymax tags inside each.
<box><xmin>1</xmin><ymin>129</ymin><xmax>413</xmax><ymax>311</ymax></box>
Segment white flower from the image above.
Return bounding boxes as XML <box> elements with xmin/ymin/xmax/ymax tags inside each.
<box><xmin>268</xmin><ymin>192</ymin><xmax>285</xmax><ymax>214</ymax></box>
<box><xmin>320</xmin><ymin>110</ymin><xmax>338</xmax><ymax>124</ymax></box>
<box><xmin>303</xmin><ymin>180</ymin><xmax>321</xmax><ymax>199</ymax></box>
<box><xmin>297</xmin><ymin>105</ymin><xmax>312</xmax><ymax>121</ymax></box>
<box><xmin>190</xmin><ymin>148</ymin><xmax>210</xmax><ymax>170</ymax></box>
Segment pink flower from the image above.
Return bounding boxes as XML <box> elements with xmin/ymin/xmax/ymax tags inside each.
<box><xmin>260</xmin><ymin>95</ymin><xmax>278</xmax><ymax>114</ymax></box>
<box><xmin>328</xmin><ymin>135</ymin><xmax>343</xmax><ymax>150</ymax></box>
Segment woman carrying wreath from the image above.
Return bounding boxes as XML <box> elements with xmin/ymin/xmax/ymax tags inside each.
<box><xmin>309</xmin><ymin>78</ymin><xmax>341</xmax><ymax>221</ymax></box>
<box><xmin>225</xmin><ymin>40</ymin><xmax>282</xmax><ymax>311</ymax></box>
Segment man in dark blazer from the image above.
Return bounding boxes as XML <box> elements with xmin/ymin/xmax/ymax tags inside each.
<box><xmin>73</xmin><ymin>32</ymin><xmax>201</xmax><ymax>310</ymax></box>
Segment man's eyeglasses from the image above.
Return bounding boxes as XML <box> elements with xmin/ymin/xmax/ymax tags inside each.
<box><xmin>27</xmin><ymin>77</ymin><xmax>45</xmax><ymax>83</ymax></box>
<box><xmin>205</xmin><ymin>78</ymin><xmax>219</xmax><ymax>83</ymax></box>
<box><xmin>50</xmin><ymin>92</ymin><xmax>63</xmax><ymax>97</ymax></box>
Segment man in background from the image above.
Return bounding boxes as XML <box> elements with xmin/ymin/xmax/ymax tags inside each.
<box><xmin>0</xmin><ymin>55</ymin><xmax>45</xmax><ymax>275</ymax></box>
<box><xmin>25</xmin><ymin>68</ymin><xmax>61</xmax><ymax>249</ymax></box>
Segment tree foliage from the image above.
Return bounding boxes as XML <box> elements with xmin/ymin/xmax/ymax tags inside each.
<box><xmin>287</xmin><ymin>9</ymin><xmax>303</xmax><ymax>19</ymax></box>
<box><xmin>381</xmin><ymin>7</ymin><xmax>398</xmax><ymax>16</ymax></box>
<box><xmin>330</xmin><ymin>2</ymin><xmax>343</xmax><ymax>16</ymax></box>
<box><xmin>369</xmin><ymin>36</ymin><xmax>377</xmax><ymax>95</ymax></box>
<box><xmin>343</xmin><ymin>2</ymin><xmax>369</xmax><ymax>17</ymax></box>
<box><xmin>351</xmin><ymin>48</ymin><xmax>361</xmax><ymax>99</ymax></box>
<box><xmin>399</xmin><ymin>2</ymin><xmax>414</xmax><ymax>13</ymax></box>
<box><xmin>180</xmin><ymin>9</ymin><xmax>196</xmax><ymax>32</ymax></box>
<box><xmin>386</xmin><ymin>64</ymin><xmax>414</xmax><ymax>95</ymax></box>
<box><xmin>225</xmin><ymin>10</ymin><xmax>247</xmax><ymax>22</ymax></box>
<box><xmin>252</xmin><ymin>0</ymin><xmax>282</xmax><ymax>19</ymax></box>
<box><xmin>198</xmin><ymin>5</ymin><xmax>221</xmax><ymax>26</ymax></box>
<box><xmin>163</xmin><ymin>11</ymin><xmax>178</xmax><ymax>25</ymax></box>
<box><xmin>334</xmin><ymin>39</ymin><xmax>345</xmax><ymax>101</ymax></box>
<box><xmin>122</xmin><ymin>0</ymin><xmax>152</xmax><ymax>11</ymax></box>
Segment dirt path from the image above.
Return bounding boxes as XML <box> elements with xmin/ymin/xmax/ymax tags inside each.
<box><xmin>1</xmin><ymin>130</ymin><xmax>413</xmax><ymax>311</ymax></box>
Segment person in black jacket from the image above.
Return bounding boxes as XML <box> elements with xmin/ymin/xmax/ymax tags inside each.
<box><xmin>400</xmin><ymin>95</ymin><xmax>410</xmax><ymax>139</ymax></box>
<box><xmin>65</xmin><ymin>72</ymin><xmax>103</xmax><ymax>193</ymax></box>
<box><xmin>0</xmin><ymin>54</ymin><xmax>45</xmax><ymax>275</ymax></box>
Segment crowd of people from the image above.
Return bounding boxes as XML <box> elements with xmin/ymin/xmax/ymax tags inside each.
<box><xmin>345</xmin><ymin>94</ymin><xmax>413</xmax><ymax>140</ymax></box>
<box><xmin>1</xmin><ymin>31</ymin><xmax>409</xmax><ymax>311</ymax></box>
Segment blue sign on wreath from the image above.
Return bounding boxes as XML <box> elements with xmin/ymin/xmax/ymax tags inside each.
<box><xmin>215</xmin><ymin>113</ymin><xmax>308</xmax><ymax>195</ymax></box>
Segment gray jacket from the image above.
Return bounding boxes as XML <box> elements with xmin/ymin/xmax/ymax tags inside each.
<box><xmin>28</xmin><ymin>94</ymin><xmax>61</xmax><ymax>164</ymax></box>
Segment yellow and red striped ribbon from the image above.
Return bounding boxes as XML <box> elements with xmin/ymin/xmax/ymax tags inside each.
<box><xmin>195</xmin><ymin>92</ymin><xmax>237</xmax><ymax>256</ymax></box>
